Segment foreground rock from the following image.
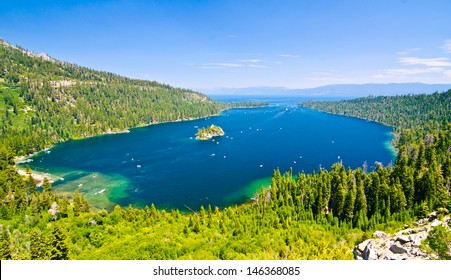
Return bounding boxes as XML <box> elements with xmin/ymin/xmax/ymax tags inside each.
<box><xmin>354</xmin><ymin>213</ymin><xmax>450</xmax><ymax>260</ymax></box>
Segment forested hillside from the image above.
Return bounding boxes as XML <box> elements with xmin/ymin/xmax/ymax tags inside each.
<box><xmin>302</xmin><ymin>91</ymin><xmax>451</xmax><ymax>147</ymax></box>
<box><xmin>0</xmin><ymin>39</ymin><xmax>265</xmax><ymax>156</ymax></box>
<box><xmin>301</xmin><ymin>92</ymin><xmax>451</xmax><ymax>213</ymax></box>
<box><xmin>0</xmin><ymin>39</ymin><xmax>449</xmax><ymax>260</ymax></box>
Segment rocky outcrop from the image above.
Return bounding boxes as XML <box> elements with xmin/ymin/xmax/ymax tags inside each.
<box><xmin>195</xmin><ymin>125</ymin><xmax>225</xmax><ymax>140</ymax></box>
<box><xmin>0</xmin><ymin>39</ymin><xmax>55</xmax><ymax>62</ymax></box>
<box><xmin>354</xmin><ymin>213</ymin><xmax>450</xmax><ymax>260</ymax></box>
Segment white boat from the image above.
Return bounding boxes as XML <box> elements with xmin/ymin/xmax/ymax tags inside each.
<box><xmin>137</xmin><ymin>165</ymin><xmax>142</xmax><ymax>168</ymax></box>
<box><xmin>96</xmin><ymin>189</ymin><xmax>106</xmax><ymax>194</ymax></box>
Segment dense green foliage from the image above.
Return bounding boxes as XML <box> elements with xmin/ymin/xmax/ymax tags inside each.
<box><xmin>424</xmin><ymin>224</ymin><xmax>451</xmax><ymax>260</ymax></box>
<box><xmin>0</xmin><ymin>39</ymin><xmax>449</xmax><ymax>259</ymax></box>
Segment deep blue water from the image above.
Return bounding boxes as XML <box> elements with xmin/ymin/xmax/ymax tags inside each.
<box><xmin>21</xmin><ymin>98</ymin><xmax>395</xmax><ymax>211</ymax></box>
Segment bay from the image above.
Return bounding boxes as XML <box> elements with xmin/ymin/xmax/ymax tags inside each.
<box><xmin>21</xmin><ymin>98</ymin><xmax>396</xmax><ymax>211</ymax></box>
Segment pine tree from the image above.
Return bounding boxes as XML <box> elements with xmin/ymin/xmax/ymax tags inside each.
<box><xmin>30</xmin><ymin>228</ymin><xmax>48</xmax><ymax>259</ymax></box>
<box><xmin>334</xmin><ymin>183</ymin><xmax>346</xmax><ymax>219</ymax></box>
<box><xmin>25</xmin><ymin>175</ymin><xmax>37</xmax><ymax>195</ymax></box>
<box><xmin>72</xmin><ymin>191</ymin><xmax>89</xmax><ymax>215</ymax></box>
<box><xmin>42</xmin><ymin>177</ymin><xmax>52</xmax><ymax>192</ymax></box>
<box><xmin>49</xmin><ymin>225</ymin><xmax>69</xmax><ymax>260</ymax></box>
<box><xmin>354</xmin><ymin>181</ymin><xmax>367</xmax><ymax>217</ymax></box>
<box><xmin>25</xmin><ymin>165</ymin><xmax>32</xmax><ymax>175</ymax></box>
<box><xmin>343</xmin><ymin>184</ymin><xmax>355</xmax><ymax>221</ymax></box>
<box><xmin>0</xmin><ymin>228</ymin><xmax>11</xmax><ymax>260</ymax></box>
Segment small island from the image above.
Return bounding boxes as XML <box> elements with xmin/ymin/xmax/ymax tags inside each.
<box><xmin>195</xmin><ymin>125</ymin><xmax>225</xmax><ymax>140</ymax></box>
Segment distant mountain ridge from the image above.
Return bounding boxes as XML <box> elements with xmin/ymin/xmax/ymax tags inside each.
<box><xmin>201</xmin><ymin>83</ymin><xmax>451</xmax><ymax>97</ymax></box>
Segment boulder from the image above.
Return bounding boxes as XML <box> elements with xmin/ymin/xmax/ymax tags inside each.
<box><xmin>353</xmin><ymin>240</ymin><xmax>369</xmax><ymax>260</ymax></box>
<box><xmin>395</xmin><ymin>229</ymin><xmax>409</xmax><ymax>236</ymax></box>
<box><xmin>411</xmin><ymin>236</ymin><xmax>422</xmax><ymax>247</ymax></box>
<box><xmin>378</xmin><ymin>248</ymin><xmax>392</xmax><ymax>260</ymax></box>
<box><xmin>363</xmin><ymin>241</ymin><xmax>377</xmax><ymax>260</ymax></box>
<box><xmin>395</xmin><ymin>235</ymin><xmax>411</xmax><ymax>244</ymax></box>
<box><xmin>430</xmin><ymin>219</ymin><xmax>442</xmax><ymax>227</ymax></box>
<box><xmin>373</xmin><ymin>231</ymin><xmax>388</xmax><ymax>239</ymax></box>
<box><xmin>416</xmin><ymin>218</ymin><xmax>428</xmax><ymax>226</ymax></box>
<box><xmin>353</xmin><ymin>215</ymin><xmax>450</xmax><ymax>260</ymax></box>
<box><xmin>410</xmin><ymin>227</ymin><xmax>427</xmax><ymax>234</ymax></box>
<box><xmin>389</xmin><ymin>242</ymin><xmax>408</xmax><ymax>254</ymax></box>
<box><xmin>428</xmin><ymin>211</ymin><xmax>438</xmax><ymax>222</ymax></box>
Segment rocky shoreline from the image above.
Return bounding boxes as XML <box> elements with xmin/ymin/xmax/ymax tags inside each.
<box><xmin>354</xmin><ymin>212</ymin><xmax>450</xmax><ymax>260</ymax></box>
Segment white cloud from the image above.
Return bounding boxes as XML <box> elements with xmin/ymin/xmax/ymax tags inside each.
<box><xmin>278</xmin><ymin>54</ymin><xmax>300</xmax><ymax>58</ymax></box>
<box><xmin>398</xmin><ymin>56</ymin><xmax>451</xmax><ymax>67</ymax></box>
<box><xmin>441</xmin><ymin>40</ymin><xmax>451</xmax><ymax>53</ymax></box>
<box><xmin>204</xmin><ymin>63</ymin><xmax>244</xmax><ymax>68</ymax></box>
<box><xmin>397</xmin><ymin>48</ymin><xmax>422</xmax><ymax>56</ymax></box>
<box><xmin>201</xmin><ymin>62</ymin><xmax>267</xmax><ymax>69</ymax></box>
<box><xmin>304</xmin><ymin>77</ymin><xmax>349</xmax><ymax>82</ymax></box>
<box><xmin>372</xmin><ymin>74</ymin><xmax>389</xmax><ymax>79</ymax></box>
<box><xmin>248</xmin><ymin>64</ymin><xmax>267</xmax><ymax>68</ymax></box>
<box><xmin>238</xmin><ymin>59</ymin><xmax>261</xmax><ymax>63</ymax></box>
<box><xmin>200</xmin><ymin>66</ymin><xmax>225</xmax><ymax>69</ymax></box>
<box><xmin>385</xmin><ymin>67</ymin><xmax>444</xmax><ymax>75</ymax></box>
<box><xmin>372</xmin><ymin>67</ymin><xmax>449</xmax><ymax>80</ymax></box>
<box><xmin>373</xmin><ymin>43</ymin><xmax>451</xmax><ymax>83</ymax></box>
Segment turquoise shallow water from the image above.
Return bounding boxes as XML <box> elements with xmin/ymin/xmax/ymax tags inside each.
<box><xmin>21</xmin><ymin>103</ymin><xmax>395</xmax><ymax>211</ymax></box>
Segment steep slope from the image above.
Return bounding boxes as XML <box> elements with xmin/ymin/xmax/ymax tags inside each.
<box><xmin>0</xmin><ymin>39</ymin><xmax>224</xmax><ymax>155</ymax></box>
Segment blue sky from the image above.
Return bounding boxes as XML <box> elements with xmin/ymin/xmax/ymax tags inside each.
<box><xmin>1</xmin><ymin>0</ymin><xmax>451</xmax><ymax>89</ymax></box>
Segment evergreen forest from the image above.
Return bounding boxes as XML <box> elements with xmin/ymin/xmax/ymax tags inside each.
<box><xmin>0</xmin><ymin>39</ymin><xmax>450</xmax><ymax>260</ymax></box>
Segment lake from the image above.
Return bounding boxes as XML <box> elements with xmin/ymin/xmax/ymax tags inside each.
<box><xmin>20</xmin><ymin>97</ymin><xmax>396</xmax><ymax>211</ymax></box>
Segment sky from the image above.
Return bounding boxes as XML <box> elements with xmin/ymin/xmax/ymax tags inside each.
<box><xmin>1</xmin><ymin>0</ymin><xmax>451</xmax><ymax>89</ymax></box>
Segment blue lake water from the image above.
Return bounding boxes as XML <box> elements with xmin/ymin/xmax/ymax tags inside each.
<box><xmin>21</xmin><ymin>98</ymin><xmax>396</xmax><ymax>211</ymax></box>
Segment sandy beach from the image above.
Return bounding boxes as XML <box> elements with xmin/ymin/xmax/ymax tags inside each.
<box><xmin>16</xmin><ymin>168</ymin><xmax>49</xmax><ymax>187</ymax></box>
